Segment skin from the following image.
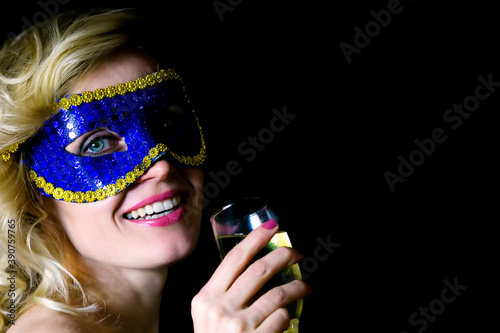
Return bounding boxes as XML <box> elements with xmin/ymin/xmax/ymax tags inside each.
<box><xmin>9</xmin><ymin>48</ymin><xmax>311</xmax><ymax>333</ymax></box>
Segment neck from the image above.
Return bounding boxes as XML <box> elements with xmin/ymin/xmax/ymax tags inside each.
<box><xmin>72</xmin><ymin>256</ymin><xmax>168</xmax><ymax>333</ymax></box>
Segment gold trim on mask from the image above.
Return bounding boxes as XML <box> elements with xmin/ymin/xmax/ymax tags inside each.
<box><xmin>1</xmin><ymin>139</ymin><xmax>27</xmax><ymax>162</ymax></box>
<box><xmin>57</xmin><ymin>68</ymin><xmax>181</xmax><ymax>110</ymax></box>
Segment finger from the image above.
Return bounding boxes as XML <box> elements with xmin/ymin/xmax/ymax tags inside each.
<box><xmin>256</xmin><ymin>308</ymin><xmax>290</xmax><ymax>333</ymax></box>
<box><xmin>245</xmin><ymin>280</ymin><xmax>312</xmax><ymax>328</ymax></box>
<box><xmin>223</xmin><ymin>246</ymin><xmax>303</xmax><ymax>309</ymax></box>
<box><xmin>200</xmin><ymin>220</ymin><xmax>279</xmax><ymax>297</ymax></box>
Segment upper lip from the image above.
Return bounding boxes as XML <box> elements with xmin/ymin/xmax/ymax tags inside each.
<box><xmin>124</xmin><ymin>189</ymin><xmax>184</xmax><ymax>214</ymax></box>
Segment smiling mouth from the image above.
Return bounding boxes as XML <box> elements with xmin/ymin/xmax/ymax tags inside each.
<box><xmin>123</xmin><ymin>195</ymin><xmax>183</xmax><ymax>220</ymax></box>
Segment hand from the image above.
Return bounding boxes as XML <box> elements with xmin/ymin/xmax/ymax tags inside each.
<box><xmin>191</xmin><ymin>221</ymin><xmax>312</xmax><ymax>333</ymax></box>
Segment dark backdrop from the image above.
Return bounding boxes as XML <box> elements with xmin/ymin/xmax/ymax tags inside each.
<box><xmin>2</xmin><ymin>1</ymin><xmax>497</xmax><ymax>332</ymax></box>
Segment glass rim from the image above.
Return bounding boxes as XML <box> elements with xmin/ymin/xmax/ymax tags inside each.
<box><xmin>210</xmin><ymin>196</ymin><xmax>268</xmax><ymax>224</ymax></box>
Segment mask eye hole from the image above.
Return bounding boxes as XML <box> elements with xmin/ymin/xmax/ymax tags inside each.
<box><xmin>167</xmin><ymin>105</ymin><xmax>184</xmax><ymax>116</ymax></box>
<box><xmin>155</xmin><ymin>105</ymin><xmax>187</xmax><ymax>130</ymax></box>
<box><xmin>65</xmin><ymin>127</ymin><xmax>127</xmax><ymax>157</ymax></box>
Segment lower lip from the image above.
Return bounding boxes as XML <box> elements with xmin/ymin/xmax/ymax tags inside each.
<box><xmin>127</xmin><ymin>206</ymin><xmax>184</xmax><ymax>227</ymax></box>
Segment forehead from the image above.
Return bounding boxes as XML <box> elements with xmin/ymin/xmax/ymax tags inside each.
<box><xmin>71</xmin><ymin>48</ymin><xmax>159</xmax><ymax>95</ymax></box>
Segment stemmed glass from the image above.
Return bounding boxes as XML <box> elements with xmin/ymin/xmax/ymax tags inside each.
<box><xmin>210</xmin><ymin>197</ymin><xmax>303</xmax><ymax>333</ymax></box>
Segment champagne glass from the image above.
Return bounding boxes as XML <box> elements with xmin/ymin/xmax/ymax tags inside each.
<box><xmin>210</xmin><ymin>197</ymin><xmax>303</xmax><ymax>333</ymax></box>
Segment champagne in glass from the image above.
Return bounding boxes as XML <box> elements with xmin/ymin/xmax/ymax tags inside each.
<box><xmin>210</xmin><ymin>197</ymin><xmax>302</xmax><ymax>333</ymax></box>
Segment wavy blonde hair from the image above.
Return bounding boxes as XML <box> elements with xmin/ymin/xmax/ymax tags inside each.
<box><xmin>0</xmin><ymin>8</ymin><xmax>145</xmax><ymax>331</ymax></box>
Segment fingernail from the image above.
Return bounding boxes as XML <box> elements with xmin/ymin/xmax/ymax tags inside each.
<box><xmin>262</xmin><ymin>219</ymin><xmax>278</xmax><ymax>230</ymax></box>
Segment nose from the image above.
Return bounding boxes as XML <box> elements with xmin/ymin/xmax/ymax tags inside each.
<box><xmin>135</xmin><ymin>157</ymin><xmax>175</xmax><ymax>184</ymax></box>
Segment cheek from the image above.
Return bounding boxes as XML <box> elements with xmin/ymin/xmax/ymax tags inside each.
<box><xmin>50</xmin><ymin>198</ymin><xmax>120</xmax><ymax>256</ymax></box>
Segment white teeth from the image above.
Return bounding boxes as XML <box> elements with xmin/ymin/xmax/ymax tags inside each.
<box><xmin>153</xmin><ymin>202</ymin><xmax>164</xmax><ymax>213</ymax></box>
<box><xmin>145</xmin><ymin>204</ymin><xmax>154</xmax><ymax>215</ymax></box>
<box><xmin>125</xmin><ymin>195</ymin><xmax>182</xmax><ymax>220</ymax></box>
<box><xmin>163</xmin><ymin>199</ymin><xmax>173</xmax><ymax>210</ymax></box>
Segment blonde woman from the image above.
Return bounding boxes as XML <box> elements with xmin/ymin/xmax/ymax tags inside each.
<box><xmin>0</xmin><ymin>8</ymin><xmax>310</xmax><ymax>333</ymax></box>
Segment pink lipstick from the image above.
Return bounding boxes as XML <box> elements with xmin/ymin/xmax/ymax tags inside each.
<box><xmin>123</xmin><ymin>189</ymin><xmax>185</xmax><ymax>227</ymax></box>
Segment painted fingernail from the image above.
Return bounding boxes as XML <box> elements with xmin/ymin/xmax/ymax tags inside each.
<box><xmin>262</xmin><ymin>219</ymin><xmax>278</xmax><ymax>230</ymax></box>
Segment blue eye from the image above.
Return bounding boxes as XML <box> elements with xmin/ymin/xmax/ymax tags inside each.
<box><xmin>65</xmin><ymin>127</ymin><xmax>128</xmax><ymax>157</ymax></box>
<box><xmin>82</xmin><ymin>136</ymin><xmax>115</xmax><ymax>155</ymax></box>
<box><xmin>89</xmin><ymin>139</ymin><xmax>105</xmax><ymax>152</ymax></box>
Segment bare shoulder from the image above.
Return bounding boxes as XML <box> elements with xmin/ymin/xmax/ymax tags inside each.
<box><xmin>7</xmin><ymin>304</ymin><xmax>94</xmax><ymax>333</ymax></box>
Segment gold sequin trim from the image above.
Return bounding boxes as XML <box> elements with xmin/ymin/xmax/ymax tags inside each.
<box><xmin>56</xmin><ymin>69</ymin><xmax>181</xmax><ymax>110</ymax></box>
<box><xmin>28</xmin><ymin>139</ymin><xmax>206</xmax><ymax>203</ymax></box>
<box><xmin>1</xmin><ymin>139</ymin><xmax>27</xmax><ymax>162</ymax></box>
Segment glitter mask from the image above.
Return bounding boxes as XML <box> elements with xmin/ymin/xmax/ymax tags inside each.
<box><xmin>24</xmin><ymin>69</ymin><xmax>206</xmax><ymax>203</ymax></box>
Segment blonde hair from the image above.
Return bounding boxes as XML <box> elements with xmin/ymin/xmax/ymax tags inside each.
<box><xmin>0</xmin><ymin>8</ymin><xmax>145</xmax><ymax>331</ymax></box>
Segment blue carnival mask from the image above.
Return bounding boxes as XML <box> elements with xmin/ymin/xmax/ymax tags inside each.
<box><xmin>24</xmin><ymin>69</ymin><xmax>206</xmax><ymax>203</ymax></box>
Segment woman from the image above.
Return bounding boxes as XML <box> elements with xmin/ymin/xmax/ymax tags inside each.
<box><xmin>0</xmin><ymin>9</ymin><xmax>310</xmax><ymax>332</ymax></box>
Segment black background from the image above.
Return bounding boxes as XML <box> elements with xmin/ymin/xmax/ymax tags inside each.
<box><xmin>1</xmin><ymin>0</ymin><xmax>497</xmax><ymax>332</ymax></box>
